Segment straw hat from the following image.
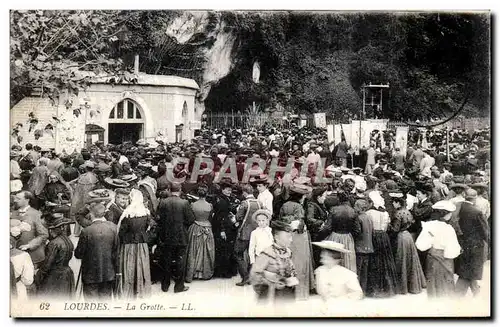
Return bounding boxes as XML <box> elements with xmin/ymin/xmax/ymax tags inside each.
<box><xmin>312</xmin><ymin>241</ymin><xmax>352</xmax><ymax>253</ymax></box>
<box><xmin>289</xmin><ymin>183</ymin><xmax>313</xmax><ymax>195</ymax></box>
<box><xmin>104</xmin><ymin>177</ymin><xmax>130</xmax><ymax>188</ymax></box>
<box><xmin>251</xmin><ymin>209</ymin><xmax>272</xmax><ymax>223</ymax></box>
<box><xmin>432</xmin><ymin>200</ymin><xmax>457</xmax><ymax>213</ymax></box>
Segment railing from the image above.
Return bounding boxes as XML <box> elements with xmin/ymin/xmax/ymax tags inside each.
<box><xmin>205</xmin><ymin>112</ymin><xmax>489</xmax><ymax>130</ymax></box>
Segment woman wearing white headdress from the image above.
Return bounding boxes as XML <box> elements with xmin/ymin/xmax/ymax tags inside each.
<box><xmin>117</xmin><ymin>189</ymin><xmax>152</xmax><ymax>299</ymax></box>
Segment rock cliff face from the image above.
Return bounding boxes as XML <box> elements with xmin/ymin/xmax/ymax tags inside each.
<box><xmin>160</xmin><ymin>11</ymin><xmax>363</xmax><ymax>117</ymax></box>
<box><xmin>163</xmin><ymin>12</ymin><xmax>237</xmax><ymax>114</ymax></box>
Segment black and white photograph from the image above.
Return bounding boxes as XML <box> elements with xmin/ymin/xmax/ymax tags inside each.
<box><xmin>8</xmin><ymin>9</ymin><xmax>491</xmax><ymax>317</ymax></box>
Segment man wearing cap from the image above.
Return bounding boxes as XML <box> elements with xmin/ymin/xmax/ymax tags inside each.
<box><xmin>234</xmin><ymin>184</ymin><xmax>263</xmax><ymax>286</ymax></box>
<box><xmin>75</xmin><ymin>202</ymin><xmax>119</xmax><ymax>300</ymax></box>
<box><xmin>455</xmin><ymin>189</ymin><xmax>489</xmax><ymax>297</ymax></box>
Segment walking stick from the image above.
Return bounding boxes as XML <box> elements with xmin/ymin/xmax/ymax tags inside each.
<box><xmin>75</xmin><ymin>265</ymin><xmax>83</xmax><ymax>300</ymax></box>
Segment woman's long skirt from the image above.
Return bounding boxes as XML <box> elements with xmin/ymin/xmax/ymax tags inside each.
<box><xmin>118</xmin><ymin>243</ymin><xmax>152</xmax><ymax>300</ymax></box>
<box><xmin>395</xmin><ymin>230</ymin><xmax>426</xmax><ymax>294</ymax></box>
<box><xmin>185</xmin><ymin>222</ymin><xmax>215</xmax><ymax>282</ymax></box>
<box><xmin>366</xmin><ymin>231</ymin><xmax>399</xmax><ymax>298</ymax></box>
<box><xmin>290</xmin><ymin>230</ymin><xmax>315</xmax><ymax>301</ymax></box>
<box><xmin>326</xmin><ymin>231</ymin><xmax>357</xmax><ymax>273</ymax></box>
<box><xmin>426</xmin><ymin>248</ymin><xmax>455</xmax><ymax>298</ymax></box>
<box><xmin>37</xmin><ymin>266</ymin><xmax>75</xmax><ymax>300</ymax></box>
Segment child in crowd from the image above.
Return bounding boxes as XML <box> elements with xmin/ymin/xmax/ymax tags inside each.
<box><xmin>248</xmin><ymin>209</ymin><xmax>274</xmax><ymax>265</ymax></box>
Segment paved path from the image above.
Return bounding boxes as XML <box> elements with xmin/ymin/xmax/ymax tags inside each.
<box><xmin>66</xmin><ymin>233</ymin><xmax>490</xmax><ymax>317</ymax></box>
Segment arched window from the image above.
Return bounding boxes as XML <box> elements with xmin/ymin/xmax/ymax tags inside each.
<box><xmin>182</xmin><ymin>101</ymin><xmax>188</xmax><ymax>119</ymax></box>
<box><xmin>109</xmin><ymin>99</ymin><xmax>144</xmax><ymax>122</ymax></box>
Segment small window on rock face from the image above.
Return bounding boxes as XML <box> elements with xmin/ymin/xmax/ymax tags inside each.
<box><xmin>136</xmin><ymin>108</ymin><xmax>141</xmax><ymax>118</ymax></box>
<box><xmin>117</xmin><ymin>101</ymin><xmax>124</xmax><ymax>118</ymax></box>
<box><xmin>109</xmin><ymin>108</ymin><xmax>115</xmax><ymax>118</ymax></box>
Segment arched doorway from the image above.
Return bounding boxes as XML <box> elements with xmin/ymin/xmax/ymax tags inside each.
<box><xmin>108</xmin><ymin>99</ymin><xmax>145</xmax><ymax>144</ymax></box>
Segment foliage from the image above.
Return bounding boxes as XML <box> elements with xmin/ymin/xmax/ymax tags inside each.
<box><xmin>208</xmin><ymin>11</ymin><xmax>489</xmax><ymax>120</ymax></box>
<box><xmin>10</xmin><ymin>10</ymin><xmax>132</xmax><ymax>108</ymax></box>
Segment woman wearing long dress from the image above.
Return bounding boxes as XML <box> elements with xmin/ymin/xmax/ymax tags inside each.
<box><xmin>117</xmin><ymin>189</ymin><xmax>152</xmax><ymax>299</ymax></box>
<box><xmin>415</xmin><ymin>200</ymin><xmax>461</xmax><ymax>298</ymax></box>
<box><xmin>278</xmin><ymin>183</ymin><xmax>315</xmax><ymax>301</ymax></box>
<box><xmin>318</xmin><ymin>191</ymin><xmax>360</xmax><ymax>274</ymax></box>
<box><xmin>185</xmin><ymin>186</ymin><xmax>215</xmax><ymax>282</ymax></box>
<box><xmin>212</xmin><ymin>182</ymin><xmax>238</xmax><ymax>278</ymax></box>
<box><xmin>365</xmin><ymin>191</ymin><xmax>399</xmax><ymax>298</ymax></box>
<box><xmin>389</xmin><ymin>196</ymin><xmax>426</xmax><ymax>294</ymax></box>
<box><xmin>35</xmin><ymin>215</ymin><xmax>75</xmax><ymax>299</ymax></box>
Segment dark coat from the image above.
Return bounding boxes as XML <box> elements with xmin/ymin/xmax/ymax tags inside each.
<box><xmin>305</xmin><ymin>201</ymin><xmax>328</xmax><ymax>240</ymax></box>
<box><xmin>157</xmin><ymin>195</ymin><xmax>196</xmax><ymax>247</ymax></box>
<box><xmin>75</xmin><ymin>220</ymin><xmax>119</xmax><ymax>284</ymax></box>
<box><xmin>235</xmin><ymin>196</ymin><xmax>262</xmax><ymax>241</ymax></box>
<box><xmin>118</xmin><ymin>215</ymin><xmax>150</xmax><ymax>244</ymax></box>
<box><xmin>212</xmin><ymin>194</ymin><xmax>235</xmax><ymax>235</ymax></box>
<box><xmin>35</xmin><ymin>234</ymin><xmax>75</xmax><ymax>297</ymax></box>
<box><xmin>409</xmin><ymin>197</ymin><xmax>433</xmax><ymax>234</ymax></box>
<box><xmin>455</xmin><ymin>202</ymin><xmax>489</xmax><ymax>280</ymax></box>
<box><xmin>318</xmin><ymin>203</ymin><xmax>361</xmax><ymax>240</ymax></box>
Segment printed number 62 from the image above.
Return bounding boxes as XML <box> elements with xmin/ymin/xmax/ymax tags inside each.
<box><xmin>39</xmin><ymin>302</ymin><xmax>50</xmax><ymax>310</ymax></box>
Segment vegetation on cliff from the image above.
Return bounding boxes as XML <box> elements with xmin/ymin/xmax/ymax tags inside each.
<box><xmin>11</xmin><ymin>10</ymin><xmax>489</xmax><ymax>121</ymax></box>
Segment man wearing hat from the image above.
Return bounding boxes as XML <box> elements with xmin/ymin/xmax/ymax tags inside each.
<box><xmin>157</xmin><ymin>183</ymin><xmax>195</xmax><ymax>293</ymax></box>
<box><xmin>455</xmin><ymin>189</ymin><xmax>489</xmax><ymax>297</ymax></box>
<box><xmin>35</xmin><ymin>213</ymin><xmax>75</xmax><ymax>299</ymax></box>
<box><xmin>75</xmin><ymin>202</ymin><xmax>119</xmax><ymax>300</ymax></box>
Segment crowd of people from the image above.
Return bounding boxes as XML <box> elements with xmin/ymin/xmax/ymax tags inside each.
<box><xmin>10</xmin><ymin>122</ymin><xmax>490</xmax><ymax>309</ymax></box>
